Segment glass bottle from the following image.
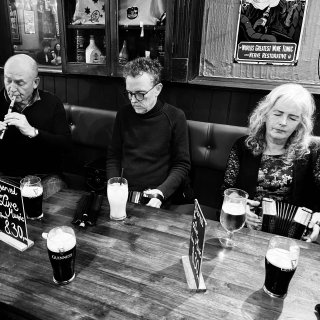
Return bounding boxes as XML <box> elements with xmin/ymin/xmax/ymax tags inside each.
<box><xmin>157</xmin><ymin>31</ymin><xmax>165</xmax><ymax>56</ymax></box>
<box><xmin>119</xmin><ymin>40</ymin><xmax>129</xmax><ymax>66</ymax></box>
<box><xmin>85</xmin><ymin>35</ymin><xmax>101</xmax><ymax>64</ymax></box>
<box><xmin>76</xmin><ymin>30</ymin><xmax>85</xmax><ymax>62</ymax></box>
<box><xmin>24</xmin><ymin>0</ymin><xmax>32</xmax><ymax>11</ymax></box>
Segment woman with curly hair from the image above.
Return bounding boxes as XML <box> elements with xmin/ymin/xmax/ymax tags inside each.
<box><xmin>222</xmin><ymin>83</ymin><xmax>320</xmax><ymax>242</ymax></box>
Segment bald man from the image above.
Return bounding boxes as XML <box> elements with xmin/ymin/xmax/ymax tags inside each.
<box><xmin>0</xmin><ymin>54</ymin><xmax>71</xmax><ymax>198</ymax></box>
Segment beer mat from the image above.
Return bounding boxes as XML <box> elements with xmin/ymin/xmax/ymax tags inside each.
<box><xmin>72</xmin><ymin>193</ymin><xmax>94</xmax><ymax>227</ymax></box>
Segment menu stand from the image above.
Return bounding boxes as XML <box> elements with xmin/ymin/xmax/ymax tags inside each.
<box><xmin>181</xmin><ymin>255</ymin><xmax>206</xmax><ymax>291</ymax></box>
<box><xmin>0</xmin><ymin>232</ymin><xmax>33</xmax><ymax>252</ymax></box>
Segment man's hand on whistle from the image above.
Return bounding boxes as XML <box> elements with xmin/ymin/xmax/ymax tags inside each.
<box><xmin>4</xmin><ymin>112</ymin><xmax>35</xmax><ymax>137</ymax></box>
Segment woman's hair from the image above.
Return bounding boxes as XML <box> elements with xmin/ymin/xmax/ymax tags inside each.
<box><xmin>123</xmin><ymin>57</ymin><xmax>162</xmax><ymax>85</ymax></box>
<box><xmin>246</xmin><ymin>83</ymin><xmax>315</xmax><ymax>161</ymax></box>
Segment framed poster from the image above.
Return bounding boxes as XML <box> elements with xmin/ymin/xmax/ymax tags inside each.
<box><xmin>24</xmin><ymin>9</ymin><xmax>35</xmax><ymax>34</ymax></box>
<box><xmin>234</xmin><ymin>0</ymin><xmax>308</xmax><ymax>65</ymax></box>
<box><xmin>38</xmin><ymin>1</ymin><xmax>57</xmax><ymax>40</ymax></box>
<box><xmin>9</xmin><ymin>2</ymin><xmax>21</xmax><ymax>44</ymax></box>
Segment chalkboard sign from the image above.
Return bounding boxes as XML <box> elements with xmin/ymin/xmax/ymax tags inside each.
<box><xmin>182</xmin><ymin>199</ymin><xmax>207</xmax><ymax>291</ymax></box>
<box><xmin>188</xmin><ymin>199</ymin><xmax>207</xmax><ymax>288</ymax></box>
<box><xmin>0</xmin><ymin>179</ymin><xmax>33</xmax><ymax>251</ymax></box>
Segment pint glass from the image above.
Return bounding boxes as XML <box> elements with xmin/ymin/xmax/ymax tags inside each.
<box><xmin>47</xmin><ymin>226</ymin><xmax>76</xmax><ymax>285</ymax></box>
<box><xmin>107</xmin><ymin>177</ymin><xmax>128</xmax><ymax>220</ymax></box>
<box><xmin>263</xmin><ymin>236</ymin><xmax>300</xmax><ymax>298</ymax></box>
<box><xmin>20</xmin><ymin>176</ymin><xmax>43</xmax><ymax>220</ymax></box>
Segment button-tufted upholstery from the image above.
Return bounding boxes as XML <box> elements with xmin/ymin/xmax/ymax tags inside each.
<box><xmin>63</xmin><ymin>104</ymin><xmax>248</xmax><ymax>216</ymax></box>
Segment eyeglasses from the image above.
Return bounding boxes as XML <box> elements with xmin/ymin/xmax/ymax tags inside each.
<box><xmin>125</xmin><ymin>83</ymin><xmax>159</xmax><ymax>101</ymax></box>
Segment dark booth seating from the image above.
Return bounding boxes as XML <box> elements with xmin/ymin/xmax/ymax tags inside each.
<box><xmin>63</xmin><ymin>104</ymin><xmax>248</xmax><ymax>220</ymax></box>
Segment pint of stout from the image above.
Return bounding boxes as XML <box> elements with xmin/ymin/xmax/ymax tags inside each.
<box><xmin>47</xmin><ymin>226</ymin><xmax>76</xmax><ymax>285</ymax></box>
<box><xmin>263</xmin><ymin>236</ymin><xmax>299</xmax><ymax>298</ymax></box>
<box><xmin>20</xmin><ymin>176</ymin><xmax>43</xmax><ymax>219</ymax></box>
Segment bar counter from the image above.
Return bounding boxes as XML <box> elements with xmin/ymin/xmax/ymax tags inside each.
<box><xmin>0</xmin><ymin>189</ymin><xmax>319</xmax><ymax>320</ymax></box>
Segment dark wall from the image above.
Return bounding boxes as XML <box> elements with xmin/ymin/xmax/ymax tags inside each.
<box><xmin>36</xmin><ymin>72</ymin><xmax>267</xmax><ymax>125</ymax></box>
<box><xmin>1</xmin><ymin>71</ymin><xmax>320</xmax><ymax>134</ymax></box>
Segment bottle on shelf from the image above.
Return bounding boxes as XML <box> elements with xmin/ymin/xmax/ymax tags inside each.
<box><xmin>119</xmin><ymin>40</ymin><xmax>129</xmax><ymax>66</ymax></box>
<box><xmin>149</xmin><ymin>32</ymin><xmax>158</xmax><ymax>59</ymax></box>
<box><xmin>85</xmin><ymin>35</ymin><xmax>102</xmax><ymax>64</ymax></box>
<box><xmin>76</xmin><ymin>30</ymin><xmax>85</xmax><ymax>62</ymax></box>
<box><xmin>24</xmin><ymin>0</ymin><xmax>32</xmax><ymax>11</ymax></box>
<box><xmin>157</xmin><ymin>31</ymin><xmax>165</xmax><ymax>59</ymax></box>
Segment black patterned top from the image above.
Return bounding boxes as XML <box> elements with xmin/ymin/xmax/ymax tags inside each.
<box><xmin>256</xmin><ymin>154</ymin><xmax>293</xmax><ymax>202</ymax></box>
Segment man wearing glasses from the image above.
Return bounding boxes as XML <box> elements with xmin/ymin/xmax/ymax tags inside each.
<box><xmin>107</xmin><ymin>57</ymin><xmax>190</xmax><ymax>208</ymax></box>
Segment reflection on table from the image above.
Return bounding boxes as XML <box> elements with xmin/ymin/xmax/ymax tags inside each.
<box><xmin>0</xmin><ymin>189</ymin><xmax>319</xmax><ymax>320</ymax></box>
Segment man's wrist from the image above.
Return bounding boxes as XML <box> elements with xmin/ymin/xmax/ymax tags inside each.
<box><xmin>28</xmin><ymin>127</ymin><xmax>39</xmax><ymax>138</ymax></box>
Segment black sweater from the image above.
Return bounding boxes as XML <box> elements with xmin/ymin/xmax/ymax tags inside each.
<box><xmin>0</xmin><ymin>89</ymin><xmax>71</xmax><ymax>176</ymax></box>
<box><xmin>106</xmin><ymin>100</ymin><xmax>191</xmax><ymax>199</ymax></box>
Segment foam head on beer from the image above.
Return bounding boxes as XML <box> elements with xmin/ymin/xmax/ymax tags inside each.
<box><xmin>266</xmin><ymin>247</ymin><xmax>299</xmax><ymax>270</ymax></box>
<box><xmin>47</xmin><ymin>226</ymin><xmax>76</xmax><ymax>253</ymax></box>
<box><xmin>21</xmin><ymin>184</ymin><xmax>43</xmax><ymax>197</ymax></box>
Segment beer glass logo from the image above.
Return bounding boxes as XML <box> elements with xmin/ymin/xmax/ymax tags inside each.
<box><xmin>52</xmin><ymin>252</ymin><xmax>73</xmax><ymax>260</ymax></box>
<box><xmin>127</xmin><ymin>6</ymin><xmax>138</xmax><ymax>20</ymax></box>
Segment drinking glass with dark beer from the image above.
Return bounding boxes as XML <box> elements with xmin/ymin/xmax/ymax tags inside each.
<box><xmin>47</xmin><ymin>226</ymin><xmax>76</xmax><ymax>285</ymax></box>
<box><xmin>263</xmin><ymin>236</ymin><xmax>300</xmax><ymax>298</ymax></box>
<box><xmin>20</xmin><ymin>176</ymin><xmax>43</xmax><ymax>220</ymax></box>
<box><xmin>220</xmin><ymin>188</ymin><xmax>248</xmax><ymax>248</ymax></box>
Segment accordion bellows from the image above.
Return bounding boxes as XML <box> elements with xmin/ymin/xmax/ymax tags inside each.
<box><xmin>261</xmin><ymin>198</ymin><xmax>312</xmax><ymax>239</ymax></box>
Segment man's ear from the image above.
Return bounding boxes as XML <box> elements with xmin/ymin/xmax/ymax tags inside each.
<box><xmin>154</xmin><ymin>83</ymin><xmax>163</xmax><ymax>97</ymax></box>
<box><xmin>33</xmin><ymin>77</ymin><xmax>40</xmax><ymax>89</ymax></box>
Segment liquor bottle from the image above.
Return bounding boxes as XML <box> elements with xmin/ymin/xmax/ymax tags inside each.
<box><xmin>149</xmin><ymin>32</ymin><xmax>158</xmax><ymax>59</ymax></box>
<box><xmin>118</xmin><ymin>40</ymin><xmax>129</xmax><ymax>66</ymax></box>
<box><xmin>85</xmin><ymin>35</ymin><xmax>102</xmax><ymax>64</ymax></box>
<box><xmin>24</xmin><ymin>0</ymin><xmax>32</xmax><ymax>11</ymax></box>
<box><xmin>157</xmin><ymin>31</ymin><xmax>165</xmax><ymax>60</ymax></box>
<box><xmin>76</xmin><ymin>30</ymin><xmax>85</xmax><ymax>62</ymax></box>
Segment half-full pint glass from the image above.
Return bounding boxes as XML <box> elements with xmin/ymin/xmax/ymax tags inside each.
<box><xmin>47</xmin><ymin>226</ymin><xmax>76</xmax><ymax>285</ymax></box>
<box><xmin>20</xmin><ymin>176</ymin><xmax>43</xmax><ymax>219</ymax></box>
<box><xmin>107</xmin><ymin>177</ymin><xmax>128</xmax><ymax>220</ymax></box>
<box><xmin>263</xmin><ymin>236</ymin><xmax>300</xmax><ymax>298</ymax></box>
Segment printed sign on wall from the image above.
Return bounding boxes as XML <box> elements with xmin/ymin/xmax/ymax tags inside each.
<box><xmin>234</xmin><ymin>0</ymin><xmax>308</xmax><ymax>65</ymax></box>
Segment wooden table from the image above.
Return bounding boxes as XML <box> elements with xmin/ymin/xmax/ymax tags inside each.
<box><xmin>0</xmin><ymin>189</ymin><xmax>319</xmax><ymax>320</ymax></box>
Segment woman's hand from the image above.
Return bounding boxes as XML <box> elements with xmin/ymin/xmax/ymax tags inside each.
<box><xmin>246</xmin><ymin>199</ymin><xmax>260</xmax><ymax>229</ymax></box>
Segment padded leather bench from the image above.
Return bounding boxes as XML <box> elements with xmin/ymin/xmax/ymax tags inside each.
<box><xmin>63</xmin><ymin>104</ymin><xmax>248</xmax><ymax>219</ymax></box>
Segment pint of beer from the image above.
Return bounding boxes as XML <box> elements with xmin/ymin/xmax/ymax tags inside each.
<box><xmin>47</xmin><ymin>226</ymin><xmax>76</xmax><ymax>285</ymax></box>
<box><xmin>219</xmin><ymin>188</ymin><xmax>248</xmax><ymax>247</ymax></box>
<box><xmin>107</xmin><ymin>177</ymin><xmax>128</xmax><ymax>220</ymax></box>
<box><xmin>263</xmin><ymin>236</ymin><xmax>300</xmax><ymax>298</ymax></box>
<box><xmin>20</xmin><ymin>176</ymin><xmax>43</xmax><ymax>220</ymax></box>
